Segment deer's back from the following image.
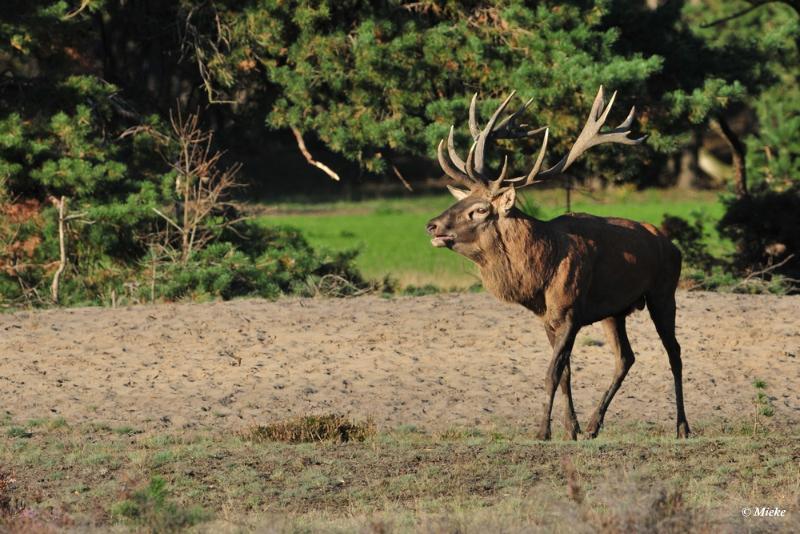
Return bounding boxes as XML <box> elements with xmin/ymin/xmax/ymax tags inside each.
<box><xmin>546</xmin><ymin>212</ymin><xmax>681</xmax><ymax>324</ymax></box>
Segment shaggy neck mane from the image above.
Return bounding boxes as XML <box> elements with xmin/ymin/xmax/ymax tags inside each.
<box><xmin>475</xmin><ymin>210</ymin><xmax>557</xmax><ymax>310</ymax></box>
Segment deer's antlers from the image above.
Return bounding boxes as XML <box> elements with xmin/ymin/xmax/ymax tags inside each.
<box><xmin>438</xmin><ymin>87</ymin><xmax>646</xmax><ymax>195</ymax></box>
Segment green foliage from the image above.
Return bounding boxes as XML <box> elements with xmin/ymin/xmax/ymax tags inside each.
<box><xmin>249</xmin><ymin>1</ymin><xmax>663</xmax><ymax>176</ymax></box>
<box><xmin>402</xmin><ymin>284</ymin><xmax>442</xmax><ymax>296</ymax></box>
<box><xmin>0</xmin><ymin>42</ymin><xmax>367</xmax><ymax>307</ymax></box>
<box><xmin>152</xmin><ymin>225</ymin><xmax>370</xmax><ymax>301</ymax></box>
<box><xmin>752</xmin><ymin>379</ymin><xmax>775</xmax><ymax>432</ymax></box>
<box><xmin>746</xmin><ymin>86</ymin><xmax>800</xmax><ymax>191</ymax></box>
<box><xmin>2</xmin><ymin>0</ymin><xmax>796</xmax><ymax>183</ymax></box>
<box><xmin>661</xmin><ymin>214</ymin><xmax>716</xmax><ymax>273</ymax></box>
<box><xmin>6</xmin><ymin>427</ymin><xmax>32</xmax><ymax>439</ymax></box>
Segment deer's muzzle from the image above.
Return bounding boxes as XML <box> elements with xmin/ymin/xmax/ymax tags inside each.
<box><xmin>426</xmin><ymin>220</ymin><xmax>455</xmax><ymax>248</ymax></box>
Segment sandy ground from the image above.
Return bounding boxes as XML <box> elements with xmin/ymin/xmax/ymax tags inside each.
<box><xmin>1</xmin><ymin>291</ymin><xmax>798</xmax><ymax>433</ymax></box>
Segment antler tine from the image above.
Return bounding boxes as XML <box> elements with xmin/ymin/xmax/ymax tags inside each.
<box><xmin>538</xmin><ymin>86</ymin><xmax>645</xmax><ymax>178</ymax></box>
<box><xmin>492</xmin><ymin>98</ymin><xmax>548</xmax><ymax>140</ymax></box>
<box><xmin>437</xmin><ymin>86</ymin><xmax>644</xmax><ymax>195</ymax></box>
<box><xmin>493</xmin><ymin>97</ymin><xmax>534</xmax><ymax>137</ymax></box>
<box><xmin>473</xmin><ymin>91</ymin><xmax>516</xmax><ymax>175</ymax></box>
<box><xmin>468</xmin><ymin>93</ymin><xmax>481</xmax><ymax>139</ymax></box>
<box><xmin>615</xmin><ymin>105</ymin><xmax>636</xmax><ymax>131</ymax></box>
<box><xmin>488</xmin><ymin>156</ymin><xmax>511</xmax><ymax>193</ymax></box>
<box><xmin>502</xmin><ymin>128</ymin><xmax>550</xmax><ymax>188</ymax></box>
<box><xmin>465</xmin><ymin>142</ymin><xmax>481</xmax><ymax>181</ymax></box>
<box><xmin>446</xmin><ymin>126</ymin><xmax>467</xmax><ymax>173</ymax></box>
<box><xmin>437</xmin><ymin>139</ymin><xmax>478</xmax><ymax>190</ymax></box>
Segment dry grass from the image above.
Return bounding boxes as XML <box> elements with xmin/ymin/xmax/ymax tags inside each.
<box><xmin>1</xmin><ymin>416</ymin><xmax>797</xmax><ymax>533</ymax></box>
<box><xmin>242</xmin><ymin>414</ymin><xmax>376</xmax><ymax>443</ymax></box>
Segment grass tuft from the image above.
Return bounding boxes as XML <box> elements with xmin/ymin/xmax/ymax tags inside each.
<box><xmin>112</xmin><ymin>426</ymin><xmax>142</xmax><ymax>436</ymax></box>
<box><xmin>580</xmin><ymin>336</ymin><xmax>605</xmax><ymax>347</ymax></box>
<box><xmin>111</xmin><ymin>476</ymin><xmax>208</xmax><ymax>532</ymax></box>
<box><xmin>242</xmin><ymin>414</ymin><xmax>375</xmax><ymax>444</ymax></box>
<box><xmin>6</xmin><ymin>427</ymin><xmax>32</xmax><ymax>439</ymax></box>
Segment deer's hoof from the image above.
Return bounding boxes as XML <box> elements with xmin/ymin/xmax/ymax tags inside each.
<box><xmin>677</xmin><ymin>422</ymin><xmax>691</xmax><ymax>439</ymax></box>
<box><xmin>565</xmin><ymin>420</ymin><xmax>581</xmax><ymax>441</ymax></box>
<box><xmin>535</xmin><ymin>428</ymin><xmax>551</xmax><ymax>441</ymax></box>
<box><xmin>585</xmin><ymin>418</ymin><xmax>601</xmax><ymax>439</ymax></box>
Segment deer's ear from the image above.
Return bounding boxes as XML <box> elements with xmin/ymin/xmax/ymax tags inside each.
<box><xmin>447</xmin><ymin>185</ymin><xmax>470</xmax><ymax>200</ymax></box>
<box><xmin>496</xmin><ymin>186</ymin><xmax>516</xmax><ymax>216</ymax></box>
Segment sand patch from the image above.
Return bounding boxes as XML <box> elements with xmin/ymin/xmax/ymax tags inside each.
<box><xmin>1</xmin><ymin>292</ymin><xmax>798</xmax><ymax>432</ymax></box>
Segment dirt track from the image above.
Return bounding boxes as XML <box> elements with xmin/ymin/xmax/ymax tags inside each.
<box><xmin>1</xmin><ymin>291</ymin><xmax>798</xmax><ymax>433</ymax></box>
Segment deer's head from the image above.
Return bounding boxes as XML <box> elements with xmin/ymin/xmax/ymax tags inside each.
<box><xmin>426</xmin><ymin>87</ymin><xmax>644</xmax><ymax>258</ymax></box>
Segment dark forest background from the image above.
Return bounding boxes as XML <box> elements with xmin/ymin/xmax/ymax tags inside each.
<box><xmin>2</xmin><ymin>0</ymin><xmax>799</xmax><ymax>306</ymax></box>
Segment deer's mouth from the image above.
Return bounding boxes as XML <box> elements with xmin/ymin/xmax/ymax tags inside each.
<box><xmin>431</xmin><ymin>234</ymin><xmax>456</xmax><ymax>248</ymax></box>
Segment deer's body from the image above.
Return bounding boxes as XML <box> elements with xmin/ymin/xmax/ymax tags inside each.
<box><xmin>477</xmin><ymin>210</ymin><xmax>680</xmax><ymax>324</ymax></box>
<box><xmin>426</xmin><ymin>87</ymin><xmax>690</xmax><ymax>440</ymax></box>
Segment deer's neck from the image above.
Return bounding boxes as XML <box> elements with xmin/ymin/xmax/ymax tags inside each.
<box><xmin>476</xmin><ymin>212</ymin><xmax>557</xmax><ymax>311</ymax></box>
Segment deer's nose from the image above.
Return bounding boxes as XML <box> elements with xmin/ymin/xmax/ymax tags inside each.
<box><xmin>426</xmin><ymin>221</ymin><xmax>439</xmax><ymax>235</ymax></box>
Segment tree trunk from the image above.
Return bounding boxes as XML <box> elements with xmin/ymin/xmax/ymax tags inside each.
<box><xmin>675</xmin><ymin>130</ymin><xmax>703</xmax><ymax>189</ymax></box>
<box><xmin>714</xmin><ymin>115</ymin><xmax>749</xmax><ymax>199</ymax></box>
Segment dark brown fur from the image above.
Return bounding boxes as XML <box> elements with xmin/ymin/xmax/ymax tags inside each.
<box><xmin>427</xmin><ymin>191</ymin><xmax>690</xmax><ymax>440</ymax></box>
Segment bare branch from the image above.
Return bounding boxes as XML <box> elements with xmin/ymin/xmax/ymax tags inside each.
<box><xmin>63</xmin><ymin>0</ymin><xmax>91</xmax><ymax>20</ymax></box>
<box><xmin>737</xmin><ymin>254</ymin><xmax>795</xmax><ymax>285</ymax></box>
<box><xmin>701</xmin><ymin>1</ymin><xmax>779</xmax><ymax>28</ymax></box>
<box><xmin>391</xmin><ymin>164</ymin><xmax>414</xmax><ymax>192</ymax></box>
<box><xmin>50</xmin><ymin>196</ymin><xmax>67</xmax><ymax>304</ymax></box>
<box><xmin>290</xmin><ymin>126</ymin><xmax>341</xmax><ymax>181</ymax></box>
<box><xmin>151</xmin><ymin>207</ymin><xmax>184</xmax><ymax>234</ymax></box>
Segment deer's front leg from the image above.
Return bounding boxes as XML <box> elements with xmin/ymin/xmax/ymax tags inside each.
<box><xmin>559</xmin><ymin>361</ymin><xmax>581</xmax><ymax>440</ymax></box>
<box><xmin>536</xmin><ymin>323</ymin><xmax>579</xmax><ymax>441</ymax></box>
<box><xmin>546</xmin><ymin>326</ymin><xmax>581</xmax><ymax>440</ymax></box>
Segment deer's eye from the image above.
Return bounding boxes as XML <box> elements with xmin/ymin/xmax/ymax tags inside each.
<box><xmin>475</xmin><ymin>207</ymin><xmax>488</xmax><ymax>215</ymax></box>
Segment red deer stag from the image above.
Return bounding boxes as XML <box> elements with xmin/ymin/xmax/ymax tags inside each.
<box><xmin>426</xmin><ymin>88</ymin><xmax>689</xmax><ymax>440</ymax></box>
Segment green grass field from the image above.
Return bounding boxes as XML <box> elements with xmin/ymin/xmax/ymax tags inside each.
<box><xmin>254</xmin><ymin>188</ymin><xmax>728</xmax><ymax>288</ymax></box>
<box><xmin>1</xmin><ymin>416</ymin><xmax>795</xmax><ymax>532</ymax></box>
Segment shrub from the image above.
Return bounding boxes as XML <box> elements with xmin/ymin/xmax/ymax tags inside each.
<box><xmin>717</xmin><ymin>185</ymin><xmax>800</xmax><ymax>288</ymax></box>
<box><xmin>661</xmin><ymin>214</ymin><xmax>716</xmax><ymax>273</ymax></box>
<box><xmin>0</xmin><ymin>87</ymin><xmax>369</xmax><ymax>308</ymax></box>
<box><xmin>149</xmin><ymin>225</ymin><xmax>370</xmax><ymax>301</ymax></box>
<box><xmin>402</xmin><ymin>284</ymin><xmax>441</xmax><ymax>296</ymax></box>
<box><xmin>242</xmin><ymin>414</ymin><xmax>376</xmax><ymax>443</ymax></box>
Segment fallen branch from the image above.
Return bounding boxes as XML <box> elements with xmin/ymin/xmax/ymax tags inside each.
<box><xmin>736</xmin><ymin>254</ymin><xmax>795</xmax><ymax>287</ymax></box>
<box><xmin>313</xmin><ymin>274</ymin><xmax>373</xmax><ymax>298</ymax></box>
<box><xmin>290</xmin><ymin>126</ymin><xmax>341</xmax><ymax>182</ymax></box>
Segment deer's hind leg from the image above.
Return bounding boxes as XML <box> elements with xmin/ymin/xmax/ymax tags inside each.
<box><xmin>586</xmin><ymin>316</ymin><xmax>635</xmax><ymax>438</ymax></box>
<box><xmin>646</xmin><ymin>292</ymin><xmax>690</xmax><ymax>438</ymax></box>
<box><xmin>546</xmin><ymin>327</ymin><xmax>581</xmax><ymax>440</ymax></box>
